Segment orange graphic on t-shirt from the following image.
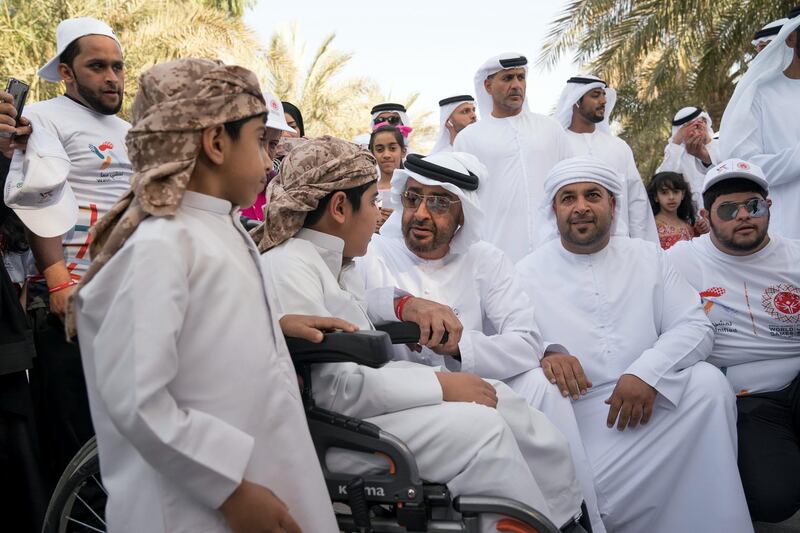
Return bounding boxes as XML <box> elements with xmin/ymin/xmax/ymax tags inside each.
<box><xmin>700</xmin><ymin>287</ymin><xmax>726</xmax><ymax>314</ymax></box>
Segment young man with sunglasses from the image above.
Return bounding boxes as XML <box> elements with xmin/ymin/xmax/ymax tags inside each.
<box><xmin>669</xmin><ymin>158</ymin><xmax>800</xmax><ymax>524</ymax></box>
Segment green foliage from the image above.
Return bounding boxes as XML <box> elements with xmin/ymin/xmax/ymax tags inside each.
<box><xmin>538</xmin><ymin>0</ymin><xmax>796</xmax><ymax>179</ymax></box>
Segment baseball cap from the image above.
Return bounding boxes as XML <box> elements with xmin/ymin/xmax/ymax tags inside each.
<box><xmin>38</xmin><ymin>18</ymin><xmax>122</xmax><ymax>83</ymax></box>
<box><xmin>263</xmin><ymin>92</ymin><xmax>296</xmax><ymax>133</ymax></box>
<box><xmin>4</xmin><ymin>129</ymin><xmax>77</xmax><ymax>237</ymax></box>
<box><xmin>702</xmin><ymin>159</ymin><xmax>769</xmax><ymax>194</ymax></box>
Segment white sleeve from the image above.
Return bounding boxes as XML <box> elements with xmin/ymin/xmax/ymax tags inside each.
<box><xmin>623</xmin><ymin>249</ymin><xmax>714</xmax><ymax>406</ymax></box>
<box><xmin>624</xmin><ymin>148</ymin><xmax>659</xmax><ymax>244</ymax></box>
<box><xmin>655</xmin><ymin>143</ymin><xmax>684</xmax><ymax>174</ymax></box>
<box><xmin>459</xmin><ymin>248</ymin><xmax>543</xmax><ymax>378</ymax></box>
<box><xmin>90</xmin><ymin>239</ymin><xmax>254</xmax><ymax>510</ymax></box>
<box><xmin>263</xmin><ymin>251</ymin><xmax>442</xmax><ymax>419</ymax></box>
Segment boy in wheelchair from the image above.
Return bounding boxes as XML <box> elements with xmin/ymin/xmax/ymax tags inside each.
<box><xmin>255</xmin><ymin>136</ymin><xmax>588</xmax><ymax>532</ymax></box>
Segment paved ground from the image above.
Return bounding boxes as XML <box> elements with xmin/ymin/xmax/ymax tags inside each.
<box><xmin>755</xmin><ymin>511</ymin><xmax>800</xmax><ymax>533</ymax></box>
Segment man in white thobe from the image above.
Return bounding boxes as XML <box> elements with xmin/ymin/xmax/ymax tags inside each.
<box><xmin>256</xmin><ymin>136</ymin><xmax>587</xmax><ymax>532</ymax></box>
<box><xmin>553</xmin><ymin>75</ymin><xmax>658</xmax><ymax>244</ymax></box>
<box><xmin>720</xmin><ymin>12</ymin><xmax>800</xmax><ymax>239</ymax></box>
<box><xmin>656</xmin><ymin>106</ymin><xmax>720</xmax><ymax>211</ymax></box>
<box><xmin>516</xmin><ymin>156</ymin><xmax>753</xmax><ymax>533</ymax></box>
<box><xmin>669</xmin><ymin>159</ymin><xmax>800</xmax><ymax>523</ymax></box>
<box><xmin>358</xmin><ymin>151</ymin><xmax>606</xmax><ymax>532</ymax></box>
<box><xmin>454</xmin><ymin>53</ymin><xmax>573</xmax><ymax>261</ymax></box>
<box><xmin>753</xmin><ymin>18</ymin><xmax>789</xmax><ymax>54</ymax></box>
<box><xmin>430</xmin><ymin>95</ymin><xmax>477</xmax><ymax>153</ymax></box>
<box><xmin>73</xmin><ymin>60</ymin><xmax>339</xmax><ymax>532</ymax></box>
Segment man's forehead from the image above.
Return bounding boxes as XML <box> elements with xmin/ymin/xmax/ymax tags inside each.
<box><xmin>453</xmin><ymin>102</ymin><xmax>475</xmax><ymax>114</ymax></box>
<box><xmin>556</xmin><ymin>181</ymin><xmax>605</xmax><ymax>194</ymax></box>
<box><xmin>406</xmin><ymin>178</ymin><xmax>456</xmax><ymax>197</ymax></box>
<box><xmin>377</xmin><ymin>111</ymin><xmax>401</xmax><ymax>117</ymax></box>
<box><xmin>76</xmin><ymin>34</ymin><xmax>123</xmax><ymax>56</ymax></box>
<box><xmin>496</xmin><ymin>67</ymin><xmax>526</xmax><ymax>77</ymax></box>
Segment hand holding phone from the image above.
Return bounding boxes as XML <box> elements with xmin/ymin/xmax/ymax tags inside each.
<box><xmin>0</xmin><ymin>78</ymin><xmax>29</xmax><ymax>139</ymax></box>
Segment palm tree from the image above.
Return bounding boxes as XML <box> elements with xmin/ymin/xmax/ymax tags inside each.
<box><xmin>538</xmin><ymin>1</ymin><xmax>796</xmax><ymax>177</ymax></box>
<box><xmin>0</xmin><ymin>0</ymin><xmax>268</xmax><ymax>119</ymax></box>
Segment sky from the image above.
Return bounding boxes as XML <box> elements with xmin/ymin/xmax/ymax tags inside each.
<box><xmin>244</xmin><ymin>0</ymin><xmax>579</xmax><ymax>121</ymax></box>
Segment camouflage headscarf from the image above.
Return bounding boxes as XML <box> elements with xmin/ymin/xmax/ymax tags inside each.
<box><xmin>252</xmin><ymin>136</ymin><xmax>378</xmax><ymax>252</ymax></box>
<box><xmin>66</xmin><ymin>58</ymin><xmax>266</xmax><ymax>337</ymax></box>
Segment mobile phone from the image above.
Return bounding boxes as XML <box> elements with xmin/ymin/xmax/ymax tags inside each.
<box><xmin>1</xmin><ymin>78</ymin><xmax>29</xmax><ymax>138</ymax></box>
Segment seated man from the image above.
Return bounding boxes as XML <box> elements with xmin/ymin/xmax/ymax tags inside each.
<box><xmin>358</xmin><ymin>151</ymin><xmax>604</xmax><ymax>532</ymax></box>
<box><xmin>668</xmin><ymin>159</ymin><xmax>800</xmax><ymax>523</ymax></box>
<box><xmin>516</xmin><ymin>156</ymin><xmax>753</xmax><ymax>533</ymax></box>
<box><xmin>255</xmin><ymin>136</ymin><xmax>586</xmax><ymax>532</ymax></box>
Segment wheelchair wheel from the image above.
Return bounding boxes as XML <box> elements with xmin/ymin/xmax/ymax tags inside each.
<box><xmin>41</xmin><ymin>437</ymin><xmax>107</xmax><ymax>533</ymax></box>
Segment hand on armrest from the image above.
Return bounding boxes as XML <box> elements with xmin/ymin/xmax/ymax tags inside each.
<box><xmin>279</xmin><ymin>314</ymin><xmax>357</xmax><ymax>343</ymax></box>
<box><xmin>396</xmin><ymin>296</ymin><xmax>463</xmax><ymax>355</ymax></box>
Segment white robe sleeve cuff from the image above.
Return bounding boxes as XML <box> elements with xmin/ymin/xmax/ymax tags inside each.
<box><xmin>623</xmin><ymin>348</ymin><xmax>687</xmax><ymax>407</ymax></box>
<box><xmin>366</xmin><ymin>286</ymin><xmax>410</xmax><ymax>325</ymax></box>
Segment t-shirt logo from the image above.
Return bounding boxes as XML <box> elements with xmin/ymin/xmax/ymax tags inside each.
<box><xmin>762</xmin><ymin>284</ymin><xmax>800</xmax><ymax>323</ymax></box>
<box><xmin>89</xmin><ymin>141</ymin><xmax>116</xmax><ymax>170</ymax></box>
<box><xmin>700</xmin><ymin>286</ymin><xmax>726</xmax><ymax>314</ymax></box>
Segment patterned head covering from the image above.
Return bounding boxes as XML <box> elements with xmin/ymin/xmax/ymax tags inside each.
<box><xmin>66</xmin><ymin>58</ymin><xmax>266</xmax><ymax>337</ymax></box>
<box><xmin>253</xmin><ymin>135</ymin><xmax>377</xmax><ymax>252</ymax></box>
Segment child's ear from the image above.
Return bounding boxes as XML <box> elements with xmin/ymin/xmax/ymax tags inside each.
<box><xmin>200</xmin><ymin>125</ymin><xmax>226</xmax><ymax>165</ymax></box>
<box><xmin>329</xmin><ymin>191</ymin><xmax>348</xmax><ymax>225</ymax></box>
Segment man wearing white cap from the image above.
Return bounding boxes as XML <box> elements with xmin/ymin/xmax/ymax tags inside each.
<box><xmin>430</xmin><ymin>95</ymin><xmax>476</xmax><ymax>154</ymax></box>
<box><xmin>753</xmin><ymin>18</ymin><xmax>789</xmax><ymax>54</ymax></box>
<box><xmin>656</xmin><ymin>106</ymin><xmax>720</xmax><ymax>211</ymax></box>
<box><xmin>454</xmin><ymin>53</ymin><xmax>572</xmax><ymax>262</ymax></box>
<box><xmin>0</xmin><ymin>16</ymin><xmax>132</xmax><ymax>489</ymax></box>
<box><xmin>359</xmin><ymin>151</ymin><xmax>605</xmax><ymax>532</ymax></box>
<box><xmin>668</xmin><ymin>159</ymin><xmax>800</xmax><ymax>524</ymax></box>
<box><xmin>720</xmin><ymin>8</ymin><xmax>800</xmax><ymax>239</ymax></box>
<box><xmin>553</xmin><ymin>75</ymin><xmax>657</xmax><ymax>244</ymax></box>
<box><xmin>516</xmin><ymin>156</ymin><xmax>753</xmax><ymax>533</ymax></box>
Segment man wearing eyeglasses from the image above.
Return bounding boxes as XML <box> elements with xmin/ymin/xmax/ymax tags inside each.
<box><xmin>668</xmin><ymin>158</ymin><xmax>800</xmax><ymax>525</ymax></box>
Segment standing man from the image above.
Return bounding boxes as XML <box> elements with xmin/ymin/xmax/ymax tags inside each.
<box><xmin>669</xmin><ymin>159</ymin><xmax>800</xmax><ymax>524</ymax></box>
<box><xmin>431</xmin><ymin>95</ymin><xmax>476</xmax><ymax>153</ymax></box>
<box><xmin>0</xmin><ymin>17</ymin><xmax>132</xmax><ymax>488</ymax></box>
<box><xmin>516</xmin><ymin>156</ymin><xmax>753</xmax><ymax>533</ymax></box>
<box><xmin>720</xmin><ymin>10</ymin><xmax>800</xmax><ymax>239</ymax></box>
<box><xmin>553</xmin><ymin>75</ymin><xmax>658</xmax><ymax>243</ymax></box>
<box><xmin>656</xmin><ymin>106</ymin><xmax>720</xmax><ymax>212</ymax></box>
<box><xmin>753</xmin><ymin>18</ymin><xmax>788</xmax><ymax>54</ymax></box>
<box><xmin>454</xmin><ymin>53</ymin><xmax>572</xmax><ymax>262</ymax></box>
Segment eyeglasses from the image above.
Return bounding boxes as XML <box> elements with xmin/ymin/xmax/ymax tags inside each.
<box><xmin>401</xmin><ymin>191</ymin><xmax>460</xmax><ymax>214</ymax></box>
<box><xmin>374</xmin><ymin>114</ymin><xmax>401</xmax><ymax>126</ymax></box>
<box><xmin>716</xmin><ymin>198</ymin><xmax>768</xmax><ymax>221</ymax></box>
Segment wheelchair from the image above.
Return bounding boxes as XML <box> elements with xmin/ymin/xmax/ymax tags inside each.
<box><xmin>42</xmin><ymin>322</ymin><xmax>587</xmax><ymax>533</ymax></box>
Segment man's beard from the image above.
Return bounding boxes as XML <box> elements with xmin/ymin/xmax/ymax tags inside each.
<box><xmin>710</xmin><ymin>217</ymin><xmax>769</xmax><ymax>252</ymax></box>
<box><xmin>579</xmin><ymin>106</ymin><xmax>604</xmax><ymax>124</ymax></box>
<box><xmin>562</xmin><ymin>214</ymin><xmax>611</xmax><ymax>249</ymax></box>
<box><xmin>74</xmin><ymin>71</ymin><xmax>123</xmax><ymax>115</ymax></box>
<box><xmin>403</xmin><ymin>217</ymin><xmax>458</xmax><ymax>255</ymax></box>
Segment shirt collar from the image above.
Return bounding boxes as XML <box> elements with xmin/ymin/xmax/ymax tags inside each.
<box><xmin>181</xmin><ymin>190</ymin><xmax>234</xmax><ymax>215</ymax></box>
<box><xmin>295</xmin><ymin>228</ymin><xmax>346</xmax><ymax>278</ymax></box>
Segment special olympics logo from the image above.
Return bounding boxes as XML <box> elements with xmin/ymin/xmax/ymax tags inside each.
<box><xmin>736</xmin><ymin>162</ymin><xmax>750</xmax><ymax>170</ymax></box>
<box><xmin>762</xmin><ymin>283</ymin><xmax>800</xmax><ymax>323</ymax></box>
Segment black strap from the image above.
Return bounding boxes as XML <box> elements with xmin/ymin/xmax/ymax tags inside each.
<box><xmin>754</xmin><ymin>25</ymin><xmax>783</xmax><ymax>40</ymax></box>
<box><xmin>498</xmin><ymin>56</ymin><xmax>527</xmax><ymax>68</ymax></box>
<box><xmin>370</xmin><ymin>103</ymin><xmax>406</xmax><ymax>114</ymax></box>
<box><xmin>404</xmin><ymin>153</ymin><xmax>479</xmax><ymax>191</ymax></box>
<box><xmin>672</xmin><ymin>107</ymin><xmax>703</xmax><ymax>126</ymax></box>
<box><xmin>438</xmin><ymin>95</ymin><xmax>474</xmax><ymax>107</ymax></box>
<box><xmin>567</xmin><ymin>76</ymin><xmax>607</xmax><ymax>87</ymax></box>
<box><xmin>789</xmin><ymin>6</ymin><xmax>799</xmax><ymax>19</ymax></box>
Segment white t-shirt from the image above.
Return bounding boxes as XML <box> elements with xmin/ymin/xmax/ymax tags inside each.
<box><xmin>24</xmin><ymin>95</ymin><xmax>132</xmax><ymax>280</ymax></box>
<box><xmin>668</xmin><ymin>234</ymin><xmax>800</xmax><ymax>394</ymax></box>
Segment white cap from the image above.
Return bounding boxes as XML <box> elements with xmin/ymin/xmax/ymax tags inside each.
<box><xmin>262</xmin><ymin>92</ymin><xmax>296</xmax><ymax>133</ymax></box>
<box><xmin>4</xmin><ymin>129</ymin><xmax>77</xmax><ymax>237</ymax></box>
<box><xmin>702</xmin><ymin>159</ymin><xmax>769</xmax><ymax>194</ymax></box>
<box><xmin>38</xmin><ymin>18</ymin><xmax>122</xmax><ymax>83</ymax></box>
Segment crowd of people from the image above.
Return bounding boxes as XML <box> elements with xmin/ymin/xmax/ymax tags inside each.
<box><xmin>0</xmin><ymin>8</ymin><xmax>798</xmax><ymax>533</ymax></box>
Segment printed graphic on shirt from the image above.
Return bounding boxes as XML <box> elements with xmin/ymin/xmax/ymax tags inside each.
<box><xmin>700</xmin><ymin>286</ymin><xmax>741</xmax><ymax>334</ymax></box>
<box><xmin>89</xmin><ymin>141</ymin><xmax>127</xmax><ymax>182</ymax></box>
<box><xmin>763</xmin><ymin>283</ymin><xmax>800</xmax><ymax>338</ymax></box>
<box><xmin>700</xmin><ymin>286</ymin><xmax>726</xmax><ymax>314</ymax></box>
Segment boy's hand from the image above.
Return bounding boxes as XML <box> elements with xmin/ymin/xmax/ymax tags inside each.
<box><xmin>220</xmin><ymin>480</ymin><xmax>302</xmax><ymax>533</ymax></box>
<box><xmin>436</xmin><ymin>372</ymin><xmax>497</xmax><ymax>408</ymax></box>
<box><xmin>279</xmin><ymin>314</ymin><xmax>358</xmax><ymax>343</ymax></box>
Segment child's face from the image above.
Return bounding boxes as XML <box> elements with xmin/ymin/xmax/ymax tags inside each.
<box><xmin>341</xmin><ymin>183</ymin><xmax>380</xmax><ymax>259</ymax></box>
<box><xmin>223</xmin><ymin>117</ymin><xmax>271</xmax><ymax>207</ymax></box>
<box><xmin>656</xmin><ymin>186</ymin><xmax>684</xmax><ymax>214</ymax></box>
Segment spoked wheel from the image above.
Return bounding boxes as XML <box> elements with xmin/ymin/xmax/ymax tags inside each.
<box><xmin>41</xmin><ymin>437</ymin><xmax>107</xmax><ymax>533</ymax></box>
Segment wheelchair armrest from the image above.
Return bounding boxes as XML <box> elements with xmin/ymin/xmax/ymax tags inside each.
<box><xmin>375</xmin><ymin>321</ymin><xmax>448</xmax><ymax>345</ymax></box>
<box><xmin>285</xmin><ymin>330</ymin><xmax>393</xmax><ymax>369</ymax></box>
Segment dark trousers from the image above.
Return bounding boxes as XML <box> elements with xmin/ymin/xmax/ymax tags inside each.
<box><xmin>27</xmin><ymin>289</ymin><xmax>94</xmax><ymax>492</ymax></box>
<box><xmin>737</xmin><ymin>373</ymin><xmax>800</xmax><ymax>523</ymax></box>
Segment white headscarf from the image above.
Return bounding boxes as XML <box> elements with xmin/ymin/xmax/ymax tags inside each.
<box><xmin>553</xmin><ymin>75</ymin><xmax>617</xmax><ymax>133</ymax></box>
<box><xmin>381</xmin><ymin>151</ymin><xmax>486</xmax><ymax>255</ymax></box>
<box><xmin>431</xmin><ymin>95</ymin><xmax>475</xmax><ymax>154</ymax></box>
<box><xmin>752</xmin><ymin>18</ymin><xmax>789</xmax><ymax>47</ymax></box>
<box><xmin>534</xmin><ymin>156</ymin><xmax>626</xmax><ymax>247</ymax></box>
<box><xmin>669</xmin><ymin>106</ymin><xmax>714</xmax><ymax>143</ymax></box>
<box><xmin>473</xmin><ymin>52</ymin><xmax>529</xmax><ymax>118</ymax></box>
<box><xmin>721</xmin><ymin>15</ymin><xmax>800</xmax><ymax>159</ymax></box>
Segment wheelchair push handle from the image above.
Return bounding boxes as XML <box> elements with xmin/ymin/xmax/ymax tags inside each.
<box><xmin>375</xmin><ymin>321</ymin><xmax>449</xmax><ymax>345</ymax></box>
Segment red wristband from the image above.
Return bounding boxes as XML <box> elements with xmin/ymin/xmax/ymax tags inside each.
<box><xmin>394</xmin><ymin>295</ymin><xmax>413</xmax><ymax>321</ymax></box>
<box><xmin>48</xmin><ymin>280</ymin><xmax>77</xmax><ymax>294</ymax></box>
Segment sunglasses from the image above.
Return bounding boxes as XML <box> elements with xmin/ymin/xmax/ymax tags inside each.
<box><xmin>716</xmin><ymin>198</ymin><xmax>768</xmax><ymax>221</ymax></box>
<box><xmin>401</xmin><ymin>191</ymin><xmax>460</xmax><ymax>214</ymax></box>
<box><xmin>374</xmin><ymin>114</ymin><xmax>401</xmax><ymax>126</ymax></box>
